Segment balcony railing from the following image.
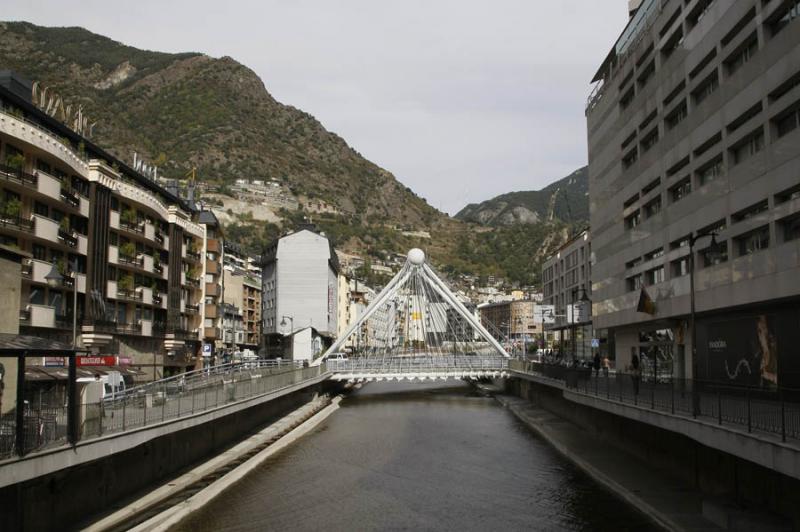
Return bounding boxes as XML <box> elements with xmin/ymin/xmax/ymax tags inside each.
<box><xmin>116</xmin><ymin>288</ymin><xmax>143</xmax><ymax>302</ymax></box>
<box><xmin>184</xmin><ymin>303</ymin><xmax>200</xmax><ymax>314</ymax></box>
<box><xmin>152</xmin><ymin>321</ymin><xmax>167</xmax><ymax>336</ymax></box>
<box><xmin>118</xmin><ymin>254</ymin><xmax>144</xmax><ymax>268</ymax></box>
<box><xmin>155</xmin><ymin>231</ymin><xmax>165</xmax><ymax>245</ymax></box>
<box><xmin>186</xmin><ymin>250</ymin><xmax>202</xmax><ymax>261</ymax></box>
<box><xmin>19</xmin><ymin>309</ymin><xmax>30</xmax><ymax>323</ymax></box>
<box><xmin>154</xmin><ymin>263</ymin><xmax>164</xmax><ymax>275</ymax></box>
<box><xmin>117</xmin><ymin>322</ymin><xmax>142</xmax><ymax>335</ymax></box>
<box><xmin>119</xmin><ymin>221</ymin><xmax>145</xmax><ymax>235</ymax></box>
<box><xmin>170</xmin><ymin>328</ymin><xmax>197</xmax><ymax>340</ymax></box>
<box><xmin>57</xmin><ymin>229</ymin><xmax>78</xmax><ymax>248</ymax></box>
<box><xmin>152</xmin><ymin>292</ymin><xmax>163</xmax><ymax>305</ymax></box>
<box><xmin>185</xmin><ymin>277</ymin><xmax>201</xmax><ymax>289</ymax></box>
<box><xmin>0</xmin><ymin>214</ymin><xmax>34</xmax><ymax>233</ymax></box>
<box><xmin>59</xmin><ymin>187</ymin><xmax>79</xmax><ymax>208</ymax></box>
<box><xmin>0</xmin><ymin>162</ymin><xmax>37</xmax><ymax>187</ymax></box>
<box><xmin>87</xmin><ymin>319</ymin><xmax>117</xmax><ymax>333</ymax></box>
<box><xmin>21</xmin><ymin>261</ymin><xmax>32</xmax><ymax>278</ymax></box>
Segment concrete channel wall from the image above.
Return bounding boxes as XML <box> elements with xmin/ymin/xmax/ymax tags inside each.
<box><xmin>506</xmin><ymin>376</ymin><xmax>800</xmax><ymax>527</ymax></box>
<box><xmin>0</xmin><ymin>373</ymin><xmax>337</xmax><ymax>531</ymax></box>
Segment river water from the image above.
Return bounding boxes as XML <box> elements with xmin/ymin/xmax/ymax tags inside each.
<box><xmin>177</xmin><ymin>381</ymin><xmax>657</xmax><ymax>531</ymax></box>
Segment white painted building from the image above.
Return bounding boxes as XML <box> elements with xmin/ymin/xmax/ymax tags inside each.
<box><xmin>261</xmin><ymin>229</ymin><xmax>340</xmax><ymax>349</ymax></box>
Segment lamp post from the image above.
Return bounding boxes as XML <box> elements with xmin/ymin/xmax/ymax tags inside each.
<box><xmin>688</xmin><ymin>231</ymin><xmax>722</xmax><ymax>417</ymax></box>
<box><xmin>46</xmin><ymin>260</ymin><xmax>77</xmax><ymax>348</ymax></box>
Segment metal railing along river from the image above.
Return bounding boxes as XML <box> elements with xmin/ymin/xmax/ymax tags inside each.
<box><xmin>326</xmin><ymin>354</ymin><xmax>509</xmax><ymax>376</ymax></box>
<box><xmin>510</xmin><ymin>360</ymin><xmax>800</xmax><ymax>443</ymax></box>
<box><xmin>0</xmin><ymin>361</ymin><xmax>325</xmax><ymax>460</ymax></box>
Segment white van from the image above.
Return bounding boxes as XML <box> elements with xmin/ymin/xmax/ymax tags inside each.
<box><xmin>77</xmin><ymin>371</ymin><xmax>127</xmax><ymax>402</ymax></box>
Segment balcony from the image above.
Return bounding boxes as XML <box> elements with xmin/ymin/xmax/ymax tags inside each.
<box><xmin>205</xmin><ymin>283</ymin><xmax>220</xmax><ymax>297</ymax></box>
<box><xmin>203</xmin><ymin>327</ymin><xmax>220</xmax><ymax>340</ymax></box>
<box><xmin>119</xmin><ymin>220</ymin><xmax>145</xmax><ymax>236</ymax></box>
<box><xmin>118</xmin><ymin>253</ymin><xmax>145</xmax><ymax>269</ymax></box>
<box><xmin>204</xmin><ymin>304</ymin><xmax>218</xmax><ymax>319</ymax></box>
<box><xmin>60</xmin><ymin>187</ymin><xmax>79</xmax><ymax>208</ymax></box>
<box><xmin>155</xmin><ymin>230</ymin><xmax>165</xmax><ymax>246</ymax></box>
<box><xmin>57</xmin><ymin>228</ymin><xmax>78</xmax><ymax>248</ymax></box>
<box><xmin>206</xmin><ymin>238</ymin><xmax>220</xmax><ymax>253</ymax></box>
<box><xmin>25</xmin><ymin>304</ymin><xmax>56</xmax><ymax>328</ymax></box>
<box><xmin>184</xmin><ymin>303</ymin><xmax>200</xmax><ymax>314</ymax></box>
<box><xmin>205</xmin><ymin>260</ymin><xmax>219</xmax><ymax>275</ymax></box>
<box><xmin>117</xmin><ymin>321</ymin><xmax>142</xmax><ymax>335</ymax></box>
<box><xmin>186</xmin><ymin>277</ymin><xmax>201</xmax><ymax>290</ymax></box>
<box><xmin>186</xmin><ymin>250</ymin><xmax>202</xmax><ymax>262</ymax></box>
<box><xmin>152</xmin><ymin>292</ymin><xmax>163</xmax><ymax>306</ymax></box>
<box><xmin>32</xmin><ymin>214</ymin><xmax>59</xmax><ymax>242</ymax></box>
<box><xmin>116</xmin><ymin>287</ymin><xmax>143</xmax><ymax>302</ymax></box>
<box><xmin>0</xmin><ymin>162</ymin><xmax>37</xmax><ymax>188</ymax></box>
<box><xmin>153</xmin><ymin>262</ymin><xmax>164</xmax><ymax>276</ymax></box>
<box><xmin>0</xmin><ymin>214</ymin><xmax>34</xmax><ymax>233</ymax></box>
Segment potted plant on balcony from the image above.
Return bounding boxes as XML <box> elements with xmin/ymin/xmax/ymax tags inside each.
<box><xmin>120</xmin><ymin>208</ymin><xmax>137</xmax><ymax>227</ymax></box>
<box><xmin>6</xmin><ymin>153</ymin><xmax>25</xmax><ymax>171</ymax></box>
<box><xmin>153</xmin><ymin>253</ymin><xmax>162</xmax><ymax>271</ymax></box>
<box><xmin>187</xmin><ymin>266</ymin><xmax>199</xmax><ymax>282</ymax></box>
<box><xmin>1</xmin><ymin>197</ymin><xmax>21</xmax><ymax>221</ymax></box>
<box><xmin>118</xmin><ymin>274</ymin><xmax>134</xmax><ymax>292</ymax></box>
<box><xmin>120</xmin><ymin>241</ymin><xmax>136</xmax><ymax>259</ymax></box>
<box><xmin>59</xmin><ymin>216</ymin><xmax>70</xmax><ymax>234</ymax></box>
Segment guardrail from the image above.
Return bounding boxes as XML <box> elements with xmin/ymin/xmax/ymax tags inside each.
<box><xmin>327</xmin><ymin>355</ymin><xmax>509</xmax><ymax>374</ymax></box>
<box><xmin>0</xmin><ymin>361</ymin><xmax>324</xmax><ymax>460</ymax></box>
<box><xmin>510</xmin><ymin>361</ymin><xmax>800</xmax><ymax>443</ymax></box>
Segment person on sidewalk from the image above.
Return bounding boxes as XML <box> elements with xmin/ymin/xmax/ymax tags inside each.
<box><xmin>602</xmin><ymin>354</ymin><xmax>610</xmax><ymax>377</ymax></box>
<box><xmin>593</xmin><ymin>352</ymin><xmax>601</xmax><ymax>377</ymax></box>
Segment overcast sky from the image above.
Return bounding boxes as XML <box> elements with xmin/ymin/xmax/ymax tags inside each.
<box><xmin>5</xmin><ymin>1</ymin><xmax>628</xmax><ymax>214</ymax></box>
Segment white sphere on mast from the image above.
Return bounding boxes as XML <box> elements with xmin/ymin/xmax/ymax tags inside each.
<box><xmin>408</xmin><ymin>248</ymin><xmax>425</xmax><ymax>265</ymax></box>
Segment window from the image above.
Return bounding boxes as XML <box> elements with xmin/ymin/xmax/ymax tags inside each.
<box><xmin>689</xmin><ymin>47</ymin><xmax>718</xmax><ymax>79</ymax></box>
<box><xmin>671</xmin><ymin>257</ymin><xmax>689</xmax><ymax>277</ymax></box>
<box><xmin>620</xmin><ymin>86</ymin><xmax>635</xmax><ymax>110</ymax></box>
<box><xmin>775</xmin><ymin>106</ymin><xmax>800</xmax><ymax>138</ymax></box>
<box><xmin>622</xmin><ymin>147</ymin><xmax>638</xmax><ymax>169</ymax></box>
<box><xmin>32</xmin><ymin>243</ymin><xmax>46</xmax><ymax>261</ymax></box>
<box><xmin>687</xmin><ymin>0</ymin><xmax>716</xmax><ymax>28</ymax></box>
<box><xmin>626</xmin><ymin>257</ymin><xmax>642</xmax><ymax>269</ymax></box>
<box><xmin>639</xmin><ymin>110</ymin><xmax>658</xmax><ymax>131</ymax></box>
<box><xmin>34</xmin><ymin>201</ymin><xmax>48</xmax><ymax>217</ymax></box>
<box><xmin>646</xmin><ymin>266</ymin><xmax>665</xmax><ymax>285</ymax></box>
<box><xmin>642</xmin><ymin>177</ymin><xmax>661</xmax><ymax>195</ymax></box>
<box><xmin>693</xmin><ymin>132</ymin><xmax>722</xmax><ymax>158</ymax></box>
<box><xmin>730</xmin><ymin>129</ymin><xmax>764</xmax><ymax>164</ymax></box>
<box><xmin>702</xmin><ymin>241</ymin><xmax>728</xmax><ymax>267</ymax></box>
<box><xmin>644</xmin><ymin>247</ymin><xmax>664</xmax><ymax>261</ymax></box>
<box><xmin>726</xmin><ymin>102</ymin><xmax>762</xmax><ymax>133</ymax></box>
<box><xmin>776</xmin><ymin>183</ymin><xmax>800</xmax><ymax>204</ymax></box>
<box><xmin>644</xmin><ymin>196</ymin><xmax>662</xmax><ymax>218</ymax></box>
<box><xmin>625</xmin><ymin>210</ymin><xmax>642</xmax><ymax>229</ymax></box>
<box><xmin>693</xmin><ymin>72</ymin><xmax>719</xmax><ymax>105</ymax></box>
<box><xmin>724</xmin><ymin>35</ymin><xmax>758</xmax><ymax>76</ymax></box>
<box><xmin>696</xmin><ymin>156</ymin><xmax>724</xmax><ymax>186</ymax></box>
<box><xmin>768</xmin><ymin>0</ymin><xmax>800</xmax><ymax>37</ymax></box>
<box><xmin>769</xmin><ymin>70</ymin><xmax>800</xmax><ymax>103</ymax></box>
<box><xmin>626</xmin><ymin>274</ymin><xmax>644</xmax><ymax>292</ymax></box>
<box><xmin>721</xmin><ymin>8</ymin><xmax>756</xmax><ymax>47</ymax></box>
<box><xmin>670</xmin><ymin>235</ymin><xmax>690</xmax><ymax>249</ymax></box>
<box><xmin>624</xmin><ymin>193</ymin><xmax>640</xmax><ymax>208</ymax></box>
<box><xmin>670</xmin><ymin>177</ymin><xmax>691</xmax><ymax>203</ymax></box>
<box><xmin>641</xmin><ymin>128</ymin><xmax>659</xmax><ymax>152</ymax></box>
<box><xmin>700</xmin><ymin>218</ymin><xmax>727</xmax><ymax>235</ymax></box>
<box><xmin>637</xmin><ymin>61</ymin><xmax>656</xmax><ymax>89</ymax></box>
<box><xmin>780</xmin><ymin>214</ymin><xmax>800</xmax><ymax>242</ymax></box>
<box><xmin>667</xmin><ymin>156</ymin><xmax>690</xmax><ymax>177</ymax></box>
<box><xmin>663</xmin><ymin>80</ymin><xmax>686</xmax><ymax>107</ymax></box>
<box><xmin>665</xmin><ymin>101</ymin><xmax>688</xmax><ymax>129</ymax></box>
<box><xmin>732</xmin><ymin>200</ymin><xmax>768</xmax><ymax>223</ymax></box>
<box><xmin>735</xmin><ymin>226</ymin><xmax>770</xmax><ymax>256</ymax></box>
<box><xmin>662</xmin><ymin>27</ymin><xmax>684</xmax><ymax>60</ymax></box>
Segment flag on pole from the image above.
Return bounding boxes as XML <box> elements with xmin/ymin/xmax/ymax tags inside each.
<box><xmin>636</xmin><ymin>287</ymin><xmax>656</xmax><ymax>315</ymax></box>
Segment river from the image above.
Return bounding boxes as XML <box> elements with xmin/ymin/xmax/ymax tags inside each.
<box><xmin>176</xmin><ymin>381</ymin><xmax>657</xmax><ymax>531</ymax></box>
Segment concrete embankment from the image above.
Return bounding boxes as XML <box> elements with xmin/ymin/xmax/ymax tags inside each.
<box><xmin>129</xmin><ymin>395</ymin><xmax>343</xmax><ymax>532</ymax></box>
<box><xmin>84</xmin><ymin>394</ymin><xmax>342</xmax><ymax>532</ymax></box>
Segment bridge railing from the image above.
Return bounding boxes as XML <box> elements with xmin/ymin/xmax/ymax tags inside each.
<box><xmin>0</xmin><ymin>362</ymin><xmax>325</xmax><ymax>460</ymax></box>
<box><xmin>327</xmin><ymin>355</ymin><xmax>509</xmax><ymax>374</ymax></box>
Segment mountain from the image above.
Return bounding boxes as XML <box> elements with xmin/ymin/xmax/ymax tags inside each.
<box><xmin>0</xmin><ymin>21</ymin><xmax>438</xmax><ymax>225</ymax></box>
<box><xmin>0</xmin><ymin>21</ymin><xmax>579</xmax><ymax>287</ymax></box>
<box><xmin>455</xmin><ymin>166</ymin><xmax>588</xmax><ymax>226</ymax></box>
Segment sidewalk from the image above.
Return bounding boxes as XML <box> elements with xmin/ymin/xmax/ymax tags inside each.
<box><xmin>495</xmin><ymin>394</ymin><xmax>723</xmax><ymax>532</ymax></box>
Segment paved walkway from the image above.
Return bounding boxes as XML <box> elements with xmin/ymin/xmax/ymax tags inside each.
<box><xmin>495</xmin><ymin>394</ymin><xmax>723</xmax><ymax>532</ymax></box>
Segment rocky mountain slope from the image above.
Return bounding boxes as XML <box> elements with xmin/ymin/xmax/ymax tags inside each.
<box><xmin>455</xmin><ymin>166</ymin><xmax>588</xmax><ymax>226</ymax></box>
<box><xmin>0</xmin><ymin>21</ymin><xmax>580</xmax><ymax>286</ymax></box>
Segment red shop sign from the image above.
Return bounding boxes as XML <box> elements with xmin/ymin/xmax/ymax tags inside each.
<box><xmin>76</xmin><ymin>356</ymin><xmax>117</xmax><ymax>367</ymax></box>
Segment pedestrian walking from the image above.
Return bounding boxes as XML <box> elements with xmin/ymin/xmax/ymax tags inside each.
<box><xmin>602</xmin><ymin>355</ymin><xmax>610</xmax><ymax>378</ymax></box>
<box><xmin>593</xmin><ymin>352</ymin><xmax>601</xmax><ymax>377</ymax></box>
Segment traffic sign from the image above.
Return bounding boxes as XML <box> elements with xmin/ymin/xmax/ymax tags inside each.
<box><xmin>202</xmin><ymin>343</ymin><xmax>212</xmax><ymax>356</ymax></box>
<box><xmin>591</xmin><ymin>338</ymin><xmax>600</xmax><ymax>348</ymax></box>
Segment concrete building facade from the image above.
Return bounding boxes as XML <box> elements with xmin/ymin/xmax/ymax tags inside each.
<box><xmin>541</xmin><ymin>229</ymin><xmax>594</xmax><ymax>358</ymax></box>
<box><xmin>586</xmin><ymin>0</ymin><xmax>800</xmax><ymax>384</ymax></box>
<box><xmin>0</xmin><ymin>71</ymin><xmax>215</xmax><ymax>380</ymax></box>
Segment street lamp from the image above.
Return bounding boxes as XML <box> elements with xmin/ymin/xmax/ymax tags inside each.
<box><xmin>688</xmin><ymin>231</ymin><xmax>723</xmax><ymax>417</ymax></box>
<box><xmin>280</xmin><ymin>315</ymin><xmax>294</xmax><ymax>334</ymax></box>
<box><xmin>46</xmin><ymin>260</ymin><xmax>78</xmax><ymax>348</ymax></box>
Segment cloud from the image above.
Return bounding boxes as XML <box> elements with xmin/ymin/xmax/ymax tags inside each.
<box><xmin>4</xmin><ymin>0</ymin><xmax>628</xmax><ymax>214</ymax></box>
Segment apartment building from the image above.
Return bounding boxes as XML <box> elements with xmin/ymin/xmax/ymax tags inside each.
<box><xmin>261</xmin><ymin>227</ymin><xmax>339</xmax><ymax>357</ymax></box>
<box><xmin>222</xmin><ymin>241</ymin><xmax>262</xmax><ymax>351</ymax></box>
<box><xmin>586</xmin><ymin>0</ymin><xmax>800</xmax><ymax>385</ymax></box>
<box><xmin>0</xmin><ymin>71</ymin><xmax>216</xmax><ymax>380</ymax></box>
<box><xmin>541</xmin><ymin>229</ymin><xmax>593</xmax><ymax>357</ymax></box>
<box><xmin>478</xmin><ymin>299</ymin><xmax>541</xmax><ymax>346</ymax></box>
